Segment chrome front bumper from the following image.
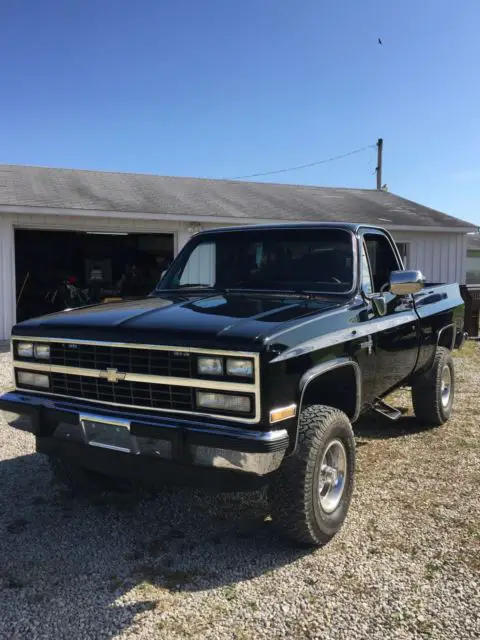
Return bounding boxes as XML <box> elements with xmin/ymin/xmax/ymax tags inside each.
<box><xmin>190</xmin><ymin>444</ymin><xmax>286</xmax><ymax>475</ymax></box>
<box><xmin>0</xmin><ymin>391</ymin><xmax>289</xmax><ymax>476</ymax></box>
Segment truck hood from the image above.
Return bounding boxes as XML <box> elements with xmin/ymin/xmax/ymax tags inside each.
<box><xmin>13</xmin><ymin>292</ymin><xmax>345</xmax><ymax>350</ymax></box>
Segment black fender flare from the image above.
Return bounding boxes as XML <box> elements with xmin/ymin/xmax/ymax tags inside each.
<box><xmin>436</xmin><ymin>323</ymin><xmax>455</xmax><ymax>351</ymax></box>
<box><xmin>290</xmin><ymin>357</ymin><xmax>362</xmax><ymax>453</ymax></box>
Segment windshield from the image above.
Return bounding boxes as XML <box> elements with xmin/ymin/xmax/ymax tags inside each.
<box><xmin>158</xmin><ymin>228</ymin><xmax>355</xmax><ymax>294</ymax></box>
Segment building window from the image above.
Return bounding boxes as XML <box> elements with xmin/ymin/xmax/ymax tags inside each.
<box><xmin>396</xmin><ymin>242</ymin><xmax>409</xmax><ymax>269</ymax></box>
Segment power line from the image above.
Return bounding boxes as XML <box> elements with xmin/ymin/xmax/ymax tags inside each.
<box><xmin>229</xmin><ymin>145</ymin><xmax>376</xmax><ymax>180</ymax></box>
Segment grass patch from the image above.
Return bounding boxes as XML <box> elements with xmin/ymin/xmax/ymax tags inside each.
<box><xmin>133</xmin><ymin>562</ymin><xmax>201</xmax><ymax>591</ymax></box>
<box><xmin>163</xmin><ymin>569</ymin><xmax>199</xmax><ymax>590</ymax></box>
<box><xmin>108</xmin><ymin>575</ymin><xmax>125</xmax><ymax>592</ymax></box>
<box><xmin>223</xmin><ymin>584</ymin><xmax>237</xmax><ymax>601</ymax></box>
<box><xmin>135</xmin><ymin>580</ymin><xmax>165</xmax><ymax>598</ymax></box>
<box><xmin>466</xmin><ymin>523</ymin><xmax>480</xmax><ymax>539</ymax></box>
<box><xmin>425</xmin><ymin>561</ymin><xmax>442</xmax><ymax>580</ymax></box>
<box><xmin>452</xmin><ymin>340</ymin><xmax>478</xmax><ymax>359</ymax></box>
<box><xmin>454</xmin><ymin>437</ymin><xmax>477</xmax><ymax>451</ymax></box>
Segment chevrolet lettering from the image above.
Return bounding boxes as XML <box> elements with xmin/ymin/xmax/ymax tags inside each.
<box><xmin>0</xmin><ymin>224</ymin><xmax>466</xmax><ymax>546</ymax></box>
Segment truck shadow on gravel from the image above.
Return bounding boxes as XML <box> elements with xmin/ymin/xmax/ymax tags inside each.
<box><xmin>0</xmin><ymin>452</ymin><xmax>309</xmax><ymax>638</ymax></box>
<box><xmin>354</xmin><ymin>410</ymin><xmax>439</xmax><ymax>440</ymax></box>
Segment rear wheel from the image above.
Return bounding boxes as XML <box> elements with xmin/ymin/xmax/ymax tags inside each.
<box><xmin>411</xmin><ymin>347</ymin><xmax>455</xmax><ymax>426</ymax></box>
<box><xmin>268</xmin><ymin>405</ymin><xmax>356</xmax><ymax>546</ymax></box>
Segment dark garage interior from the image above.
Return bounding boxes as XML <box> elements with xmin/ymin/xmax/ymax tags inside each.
<box><xmin>15</xmin><ymin>229</ymin><xmax>174</xmax><ymax>322</ymax></box>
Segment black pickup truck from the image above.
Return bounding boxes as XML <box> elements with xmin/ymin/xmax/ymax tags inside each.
<box><xmin>0</xmin><ymin>223</ymin><xmax>465</xmax><ymax>546</ymax></box>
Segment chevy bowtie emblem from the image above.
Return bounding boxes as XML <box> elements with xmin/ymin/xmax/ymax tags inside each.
<box><xmin>100</xmin><ymin>368</ymin><xmax>126</xmax><ymax>384</ymax></box>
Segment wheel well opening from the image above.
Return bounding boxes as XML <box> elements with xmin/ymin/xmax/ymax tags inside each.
<box><xmin>302</xmin><ymin>366</ymin><xmax>358</xmax><ymax>421</ymax></box>
<box><xmin>438</xmin><ymin>326</ymin><xmax>454</xmax><ymax>350</ymax></box>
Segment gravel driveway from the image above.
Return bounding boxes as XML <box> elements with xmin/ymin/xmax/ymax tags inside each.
<box><xmin>0</xmin><ymin>342</ymin><xmax>479</xmax><ymax>639</ymax></box>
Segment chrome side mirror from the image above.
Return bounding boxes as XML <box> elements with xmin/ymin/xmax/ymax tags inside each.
<box><xmin>390</xmin><ymin>270</ymin><xmax>425</xmax><ymax>296</ymax></box>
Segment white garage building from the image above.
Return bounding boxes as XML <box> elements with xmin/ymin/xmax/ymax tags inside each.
<box><xmin>0</xmin><ymin>163</ymin><xmax>476</xmax><ymax>340</ymax></box>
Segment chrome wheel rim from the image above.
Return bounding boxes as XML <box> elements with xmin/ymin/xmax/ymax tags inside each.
<box><xmin>441</xmin><ymin>365</ymin><xmax>452</xmax><ymax>408</ymax></box>
<box><xmin>318</xmin><ymin>439</ymin><xmax>347</xmax><ymax>514</ymax></box>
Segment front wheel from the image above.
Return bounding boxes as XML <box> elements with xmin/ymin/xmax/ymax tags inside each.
<box><xmin>268</xmin><ymin>405</ymin><xmax>356</xmax><ymax>546</ymax></box>
<box><xmin>411</xmin><ymin>347</ymin><xmax>455</xmax><ymax>426</ymax></box>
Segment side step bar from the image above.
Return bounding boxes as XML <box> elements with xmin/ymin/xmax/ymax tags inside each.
<box><xmin>372</xmin><ymin>398</ymin><xmax>402</xmax><ymax>421</ymax></box>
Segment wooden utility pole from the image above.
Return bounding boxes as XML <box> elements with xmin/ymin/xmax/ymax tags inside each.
<box><xmin>376</xmin><ymin>138</ymin><xmax>383</xmax><ymax>189</ymax></box>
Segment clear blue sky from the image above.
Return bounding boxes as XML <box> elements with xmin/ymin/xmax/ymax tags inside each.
<box><xmin>1</xmin><ymin>0</ymin><xmax>479</xmax><ymax>226</ymax></box>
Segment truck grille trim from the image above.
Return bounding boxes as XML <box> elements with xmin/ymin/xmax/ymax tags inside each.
<box><xmin>11</xmin><ymin>337</ymin><xmax>261</xmax><ymax>424</ymax></box>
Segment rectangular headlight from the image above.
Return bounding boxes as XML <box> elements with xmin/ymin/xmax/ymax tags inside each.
<box><xmin>17</xmin><ymin>371</ymin><xmax>50</xmax><ymax>389</ymax></box>
<box><xmin>196</xmin><ymin>391</ymin><xmax>251</xmax><ymax>413</ymax></box>
<box><xmin>17</xmin><ymin>342</ymin><xmax>34</xmax><ymax>358</ymax></box>
<box><xmin>34</xmin><ymin>344</ymin><xmax>50</xmax><ymax>360</ymax></box>
<box><xmin>226</xmin><ymin>358</ymin><xmax>253</xmax><ymax>378</ymax></box>
<box><xmin>197</xmin><ymin>357</ymin><xmax>223</xmax><ymax>376</ymax></box>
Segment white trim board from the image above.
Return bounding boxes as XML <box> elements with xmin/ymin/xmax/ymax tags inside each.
<box><xmin>0</xmin><ymin>204</ymin><xmax>474</xmax><ymax>234</ymax></box>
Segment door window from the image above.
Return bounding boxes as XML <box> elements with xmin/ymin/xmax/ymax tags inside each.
<box><xmin>364</xmin><ymin>233</ymin><xmax>401</xmax><ymax>293</ymax></box>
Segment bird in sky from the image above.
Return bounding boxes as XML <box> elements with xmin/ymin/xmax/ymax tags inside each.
<box><xmin>378</xmin><ymin>37</ymin><xmax>383</xmax><ymax>45</ymax></box>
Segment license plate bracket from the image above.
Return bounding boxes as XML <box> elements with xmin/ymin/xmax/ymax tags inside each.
<box><xmin>80</xmin><ymin>414</ymin><xmax>133</xmax><ymax>453</ymax></box>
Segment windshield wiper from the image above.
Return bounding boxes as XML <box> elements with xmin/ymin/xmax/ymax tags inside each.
<box><xmin>165</xmin><ymin>284</ymin><xmax>215</xmax><ymax>289</ymax></box>
<box><xmin>158</xmin><ymin>285</ymin><xmax>323</xmax><ymax>298</ymax></box>
<box><xmin>224</xmin><ymin>287</ymin><xmax>317</xmax><ymax>298</ymax></box>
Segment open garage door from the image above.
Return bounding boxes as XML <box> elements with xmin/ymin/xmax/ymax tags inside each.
<box><xmin>15</xmin><ymin>229</ymin><xmax>174</xmax><ymax>323</ymax></box>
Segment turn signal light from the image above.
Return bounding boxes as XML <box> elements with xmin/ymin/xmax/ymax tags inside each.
<box><xmin>269</xmin><ymin>404</ymin><xmax>297</xmax><ymax>424</ymax></box>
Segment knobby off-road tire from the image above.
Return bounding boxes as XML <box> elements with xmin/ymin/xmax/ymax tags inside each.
<box><xmin>268</xmin><ymin>405</ymin><xmax>356</xmax><ymax>546</ymax></box>
<box><xmin>411</xmin><ymin>347</ymin><xmax>455</xmax><ymax>426</ymax></box>
<box><xmin>47</xmin><ymin>455</ymin><xmax>122</xmax><ymax>494</ymax></box>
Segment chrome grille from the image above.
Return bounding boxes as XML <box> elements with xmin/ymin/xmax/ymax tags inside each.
<box><xmin>50</xmin><ymin>373</ymin><xmax>194</xmax><ymax>411</ymax></box>
<box><xmin>49</xmin><ymin>343</ymin><xmax>192</xmax><ymax>377</ymax></box>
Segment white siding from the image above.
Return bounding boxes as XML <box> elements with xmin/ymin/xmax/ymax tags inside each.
<box><xmin>176</xmin><ymin>230</ymin><xmax>192</xmax><ymax>254</ymax></box>
<box><xmin>0</xmin><ymin>215</ymin><xmax>15</xmax><ymax>343</ymax></box>
<box><xmin>390</xmin><ymin>231</ymin><xmax>466</xmax><ymax>284</ymax></box>
<box><xmin>6</xmin><ymin>212</ymin><xmax>183</xmax><ymax>235</ymax></box>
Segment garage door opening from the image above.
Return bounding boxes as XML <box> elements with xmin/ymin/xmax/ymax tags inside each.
<box><xmin>15</xmin><ymin>229</ymin><xmax>174</xmax><ymax>323</ymax></box>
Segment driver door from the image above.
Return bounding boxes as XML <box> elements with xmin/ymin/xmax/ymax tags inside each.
<box><xmin>361</xmin><ymin>230</ymin><xmax>419</xmax><ymax>397</ymax></box>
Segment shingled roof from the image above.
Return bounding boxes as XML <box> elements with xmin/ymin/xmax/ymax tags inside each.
<box><xmin>0</xmin><ymin>164</ymin><xmax>475</xmax><ymax>230</ymax></box>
